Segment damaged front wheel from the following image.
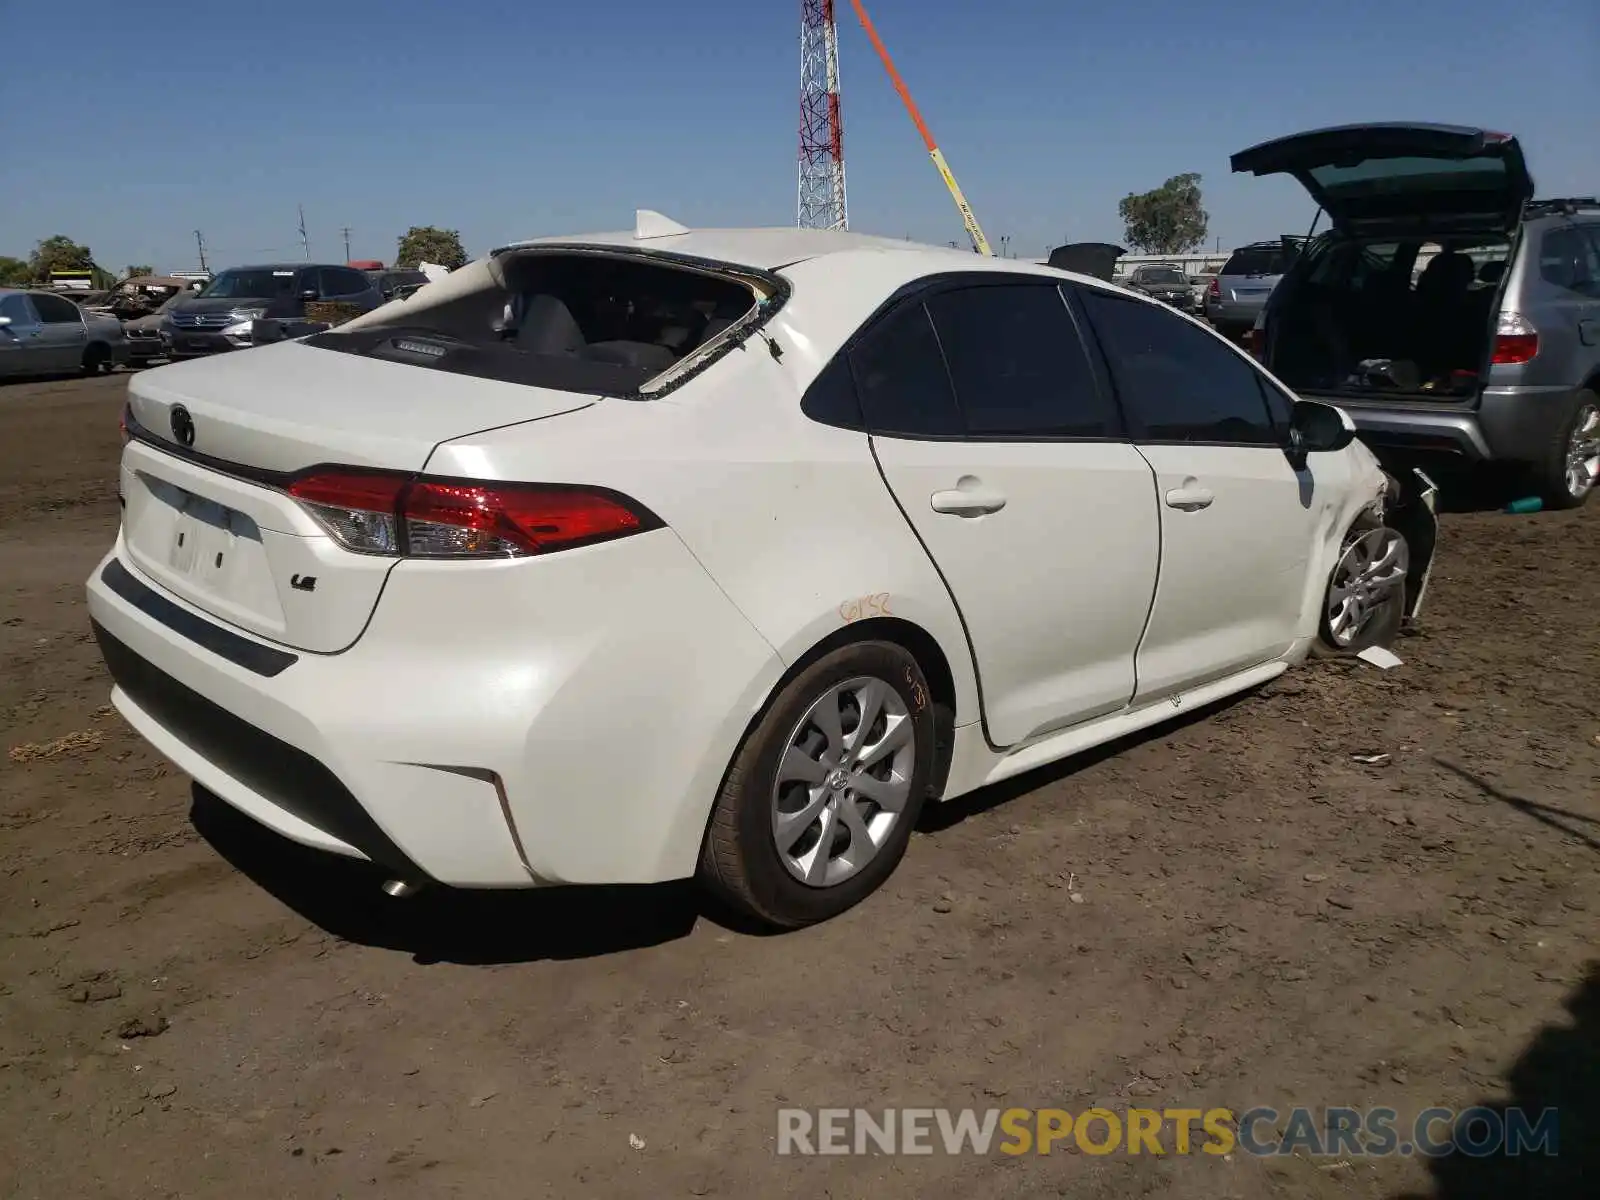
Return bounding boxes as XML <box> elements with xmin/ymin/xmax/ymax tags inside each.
<box><xmin>1317</xmin><ymin>523</ymin><xmax>1409</xmax><ymax>654</ymax></box>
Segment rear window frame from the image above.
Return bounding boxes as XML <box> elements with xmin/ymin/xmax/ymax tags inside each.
<box><xmin>304</xmin><ymin>244</ymin><xmax>792</xmax><ymax>402</ymax></box>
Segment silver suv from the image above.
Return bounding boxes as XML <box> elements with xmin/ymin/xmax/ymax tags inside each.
<box><xmin>1205</xmin><ymin>238</ymin><xmax>1303</xmax><ymax>339</ymax></box>
<box><xmin>1236</xmin><ymin>123</ymin><xmax>1600</xmax><ymax>508</ymax></box>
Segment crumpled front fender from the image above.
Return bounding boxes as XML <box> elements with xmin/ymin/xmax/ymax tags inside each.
<box><xmin>1381</xmin><ymin>467</ymin><xmax>1441</xmax><ymax>622</ymax></box>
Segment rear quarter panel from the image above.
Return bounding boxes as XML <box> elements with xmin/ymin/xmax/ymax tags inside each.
<box><xmin>426</xmin><ymin>310</ymin><xmax>981</xmax><ymax>727</ymax></box>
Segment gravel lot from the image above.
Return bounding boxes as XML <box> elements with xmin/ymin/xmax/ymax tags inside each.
<box><xmin>2</xmin><ymin>371</ymin><xmax>1596</xmax><ymax>1199</ymax></box>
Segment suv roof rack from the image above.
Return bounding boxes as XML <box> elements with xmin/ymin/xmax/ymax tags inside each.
<box><xmin>1525</xmin><ymin>196</ymin><xmax>1600</xmax><ymax>217</ymax></box>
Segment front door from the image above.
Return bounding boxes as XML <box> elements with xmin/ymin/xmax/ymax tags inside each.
<box><xmin>29</xmin><ymin>292</ymin><xmax>90</xmax><ymax>372</ymax></box>
<box><xmin>0</xmin><ymin>293</ymin><xmax>47</xmax><ymax>376</ymax></box>
<box><xmin>1074</xmin><ymin>285</ymin><xmax>1324</xmax><ymax>703</ymax></box>
<box><xmin>851</xmin><ymin>278</ymin><xmax>1161</xmax><ymax>746</ymax></box>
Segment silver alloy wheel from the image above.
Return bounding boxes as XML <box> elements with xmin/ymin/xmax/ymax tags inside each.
<box><xmin>1326</xmin><ymin>527</ymin><xmax>1409</xmax><ymax>647</ymax></box>
<box><xmin>771</xmin><ymin>675</ymin><xmax>916</xmax><ymax>888</ymax></box>
<box><xmin>1565</xmin><ymin>403</ymin><xmax>1600</xmax><ymax>500</ymax></box>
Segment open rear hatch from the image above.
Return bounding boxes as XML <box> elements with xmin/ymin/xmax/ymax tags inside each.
<box><xmin>1231</xmin><ymin>123</ymin><xmax>1534</xmax><ymax>236</ymax></box>
<box><xmin>120</xmin><ymin>341</ymin><xmax>598</xmax><ymax>653</ymax></box>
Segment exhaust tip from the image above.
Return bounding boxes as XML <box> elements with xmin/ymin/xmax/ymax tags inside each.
<box><xmin>381</xmin><ymin>878</ymin><xmax>423</xmax><ymax>898</ymax></box>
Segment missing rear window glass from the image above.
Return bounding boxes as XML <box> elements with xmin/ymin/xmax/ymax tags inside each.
<box><xmin>305</xmin><ymin>249</ymin><xmax>778</xmax><ymax>396</ymax></box>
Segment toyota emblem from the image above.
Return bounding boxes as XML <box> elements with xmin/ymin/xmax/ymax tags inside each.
<box><xmin>170</xmin><ymin>405</ymin><xmax>195</xmax><ymax>448</ymax></box>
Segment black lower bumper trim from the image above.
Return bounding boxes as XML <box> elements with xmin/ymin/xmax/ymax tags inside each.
<box><xmin>92</xmin><ymin>620</ymin><xmax>427</xmax><ymax>881</ymax></box>
<box><xmin>100</xmin><ymin>558</ymin><xmax>298</xmax><ymax>678</ymax></box>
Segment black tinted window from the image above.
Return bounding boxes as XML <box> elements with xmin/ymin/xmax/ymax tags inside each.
<box><xmin>925</xmin><ymin>283</ymin><xmax>1111</xmax><ymax>437</ymax></box>
<box><xmin>1222</xmin><ymin>247</ymin><xmax>1290</xmax><ymax>276</ymax></box>
<box><xmin>30</xmin><ymin>293</ymin><xmax>83</xmax><ymax>323</ymax></box>
<box><xmin>847</xmin><ymin>302</ymin><xmax>962</xmax><ymax>438</ymax></box>
<box><xmin>320</xmin><ymin>268</ymin><xmax>369</xmax><ymax>298</ymax></box>
<box><xmin>1078</xmin><ymin>288</ymin><xmax>1278</xmax><ymax>444</ymax></box>
<box><xmin>800</xmin><ymin>355</ymin><xmax>865</xmax><ymax>429</ymax></box>
<box><xmin>1538</xmin><ymin>225</ymin><xmax>1600</xmax><ymax>294</ymax></box>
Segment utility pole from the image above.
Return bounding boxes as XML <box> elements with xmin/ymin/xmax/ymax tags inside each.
<box><xmin>341</xmin><ymin>226</ymin><xmax>352</xmax><ymax>263</ymax></box>
<box><xmin>297</xmin><ymin>205</ymin><xmax>310</xmax><ymax>260</ymax></box>
<box><xmin>194</xmin><ymin>230</ymin><xmax>208</xmax><ymax>272</ymax></box>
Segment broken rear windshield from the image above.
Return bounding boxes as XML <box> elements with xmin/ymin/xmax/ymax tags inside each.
<box><xmin>305</xmin><ymin>250</ymin><xmax>769</xmax><ymax>396</ymax></box>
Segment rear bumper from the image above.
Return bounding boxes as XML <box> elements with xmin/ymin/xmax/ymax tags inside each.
<box><xmin>1207</xmin><ymin>299</ymin><xmax>1262</xmax><ymax>327</ymax></box>
<box><xmin>86</xmin><ymin>529</ymin><xmax>784</xmax><ymax>888</ymax></box>
<box><xmin>1317</xmin><ymin>385</ymin><xmax>1578</xmax><ymax>465</ymax></box>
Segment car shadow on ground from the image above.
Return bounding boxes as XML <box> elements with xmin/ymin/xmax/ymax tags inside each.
<box><xmin>1393</xmin><ymin>961</ymin><xmax>1598</xmax><ymax>1200</ymax></box>
<box><xmin>189</xmin><ymin>786</ymin><xmax>716</xmax><ymax>965</ymax></box>
<box><xmin>919</xmin><ymin>689</ymin><xmax>1250</xmax><ymax>834</ymax></box>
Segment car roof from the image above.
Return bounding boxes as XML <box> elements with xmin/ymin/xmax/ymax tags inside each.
<box><xmin>219</xmin><ymin>263</ymin><xmax>353</xmax><ymax>272</ymax></box>
<box><xmin>496</xmin><ymin>223</ymin><xmax>1103</xmax><ymax>299</ymax></box>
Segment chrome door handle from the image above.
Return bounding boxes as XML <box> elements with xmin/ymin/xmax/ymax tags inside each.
<box><xmin>1164</xmin><ymin>486</ymin><xmax>1215</xmax><ymax>511</ymax></box>
<box><xmin>930</xmin><ymin>477</ymin><xmax>1007</xmax><ymax>517</ymax></box>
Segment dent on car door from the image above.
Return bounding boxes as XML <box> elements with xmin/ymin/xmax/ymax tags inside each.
<box><xmin>854</xmin><ymin>279</ymin><xmax>1161</xmax><ymax>747</ymax></box>
<box><xmin>1075</xmin><ymin>286</ymin><xmax>1326</xmax><ymax>703</ymax></box>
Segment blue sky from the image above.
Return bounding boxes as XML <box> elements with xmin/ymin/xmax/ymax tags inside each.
<box><xmin>2</xmin><ymin>0</ymin><xmax>1594</xmax><ymax>271</ymax></box>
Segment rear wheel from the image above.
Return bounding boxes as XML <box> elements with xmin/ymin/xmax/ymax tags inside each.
<box><xmin>1534</xmin><ymin>391</ymin><xmax>1598</xmax><ymax>510</ymax></box>
<box><xmin>1315</xmin><ymin>521</ymin><xmax>1409</xmax><ymax>656</ymax></box>
<box><xmin>81</xmin><ymin>343</ymin><xmax>112</xmax><ymax>376</ymax></box>
<box><xmin>699</xmin><ymin>642</ymin><xmax>937</xmax><ymax>928</ymax></box>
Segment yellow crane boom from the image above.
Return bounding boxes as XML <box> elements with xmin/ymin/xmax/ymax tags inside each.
<box><xmin>847</xmin><ymin>0</ymin><xmax>993</xmax><ymax>256</ymax></box>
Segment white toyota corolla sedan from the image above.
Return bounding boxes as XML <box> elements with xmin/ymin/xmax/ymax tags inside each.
<box><xmin>86</xmin><ymin>214</ymin><xmax>1437</xmax><ymax>927</ymax></box>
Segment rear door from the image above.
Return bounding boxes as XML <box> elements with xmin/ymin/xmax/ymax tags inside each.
<box><xmin>1231</xmin><ymin>123</ymin><xmax>1534</xmax><ymax>235</ymax></box>
<box><xmin>856</xmin><ymin>277</ymin><xmax>1160</xmax><ymax>746</ymax></box>
<box><xmin>28</xmin><ymin>292</ymin><xmax>89</xmax><ymax>371</ymax></box>
<box><xmin>1074</xmin><ymin>286</ymin><xmax>1322</xmax><ymax>703</ymax></box>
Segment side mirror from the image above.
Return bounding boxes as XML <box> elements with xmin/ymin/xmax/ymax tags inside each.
<box><xmin>1289</xmin><ymin>399</ymin><xmax>1356</xmax><ymax>464</ymax></box>
<box><xmin>299</xmin><ymin>288</ymin><xmax>320</xmax><ymax>301</ymax></box>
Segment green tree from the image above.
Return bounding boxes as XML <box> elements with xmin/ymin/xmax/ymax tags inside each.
<box><xmin>28</xmin><ymin>234</ymin><xmax>96</xmax><ymax>281</ymax></box>
<box><xmin>0</xmin><ymin>256</ymin><xmax>31</xmax><ymax>286</ymax></box>
<box><xmin>124</xmin><ymin>264</ymin><xmax>154</xmax><ymax>278</ymax></box>
<box><xmin>395</xmin><ymin>226</ymin><xmax>467</xmax><ymax>269</ymax></box>
<box><xmin>1118</xmin><ymin>174</ymin><xmax>1209</xmax><ymax>256</ymax></box>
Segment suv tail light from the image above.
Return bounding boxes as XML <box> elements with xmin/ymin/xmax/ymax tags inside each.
<box><xmin>286</xmin><ymin>469</ymin><xmax>659</xmax><ymax>559</ymax></box>
<box><xmin>1491</xmin><ymin>312</ymin><xmax>1539</xmax><ymax>365</ymax></box>
<box><xmin>1206</xmin><ymin>277</ymin><xmax>1221</xmax><ymax>299</ymax></box>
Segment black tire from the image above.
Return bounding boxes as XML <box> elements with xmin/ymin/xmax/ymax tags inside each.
<box><xmin>1530</xmin><ymin>389</ymin><xmax>1598</xmax><ymax>511</ymax></box>
<box><xmin>1313</xmin><ymin>518</ymin><xmax>1408</xmax><ymax>657</ymax></box>
<box><xmin>81</xmin><ymin>343</ymin><xmax>112</xmax><ymax>376</ymax></box>
<box><xmin>698</xmin><ymin>641</ymin><xmax>938</xmax><ymax>928</ymax></box>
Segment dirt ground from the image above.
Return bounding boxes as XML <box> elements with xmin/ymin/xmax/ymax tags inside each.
<box><xmin>2</xmin><ymin>371</ymin><xmax>1596</xmax><ymax>1200</ymax></box>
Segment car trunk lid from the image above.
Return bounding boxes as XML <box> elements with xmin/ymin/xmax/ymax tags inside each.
<box><xmin>1231</xmin><ymin>123</ymin><xmax>1534</xmax><ymax>236</ymax></box>
<box><xmin>119</xmin><ymin>341</ymin><xmax>597</xmax><ymax>652</ymax></box>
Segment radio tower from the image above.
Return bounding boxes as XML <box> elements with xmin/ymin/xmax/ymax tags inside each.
<box><xmin>797</xmin><ymin>0</ymin><xmax>847</xmax><ymax>230</ymax></box>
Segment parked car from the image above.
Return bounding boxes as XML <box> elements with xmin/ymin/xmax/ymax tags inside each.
<box><xmin>124</xmin><ymin>288</ymin><xmax>199</xmax><ymax>365</ymax></box>
<box><xmin>1205</xmin><ymin>238</ymin><xmax>1305</xmax><ymax>339</ymax></box>
<box><xmin>1234</xmin><ymin>122</ymin><xmax>1600</xmax><ymax>508</ymax></box>
<box><xmin>0</xmin><ymin>288</ymin><xmax>129</xmax><ymax>378</ymax></box>
<box><xmin>164</xmin><ymin>263</ymin><xmax>385</xmax><ymax>360</ymax></box>
<box><xmin>1123</xmin><ymin>263</ymin><xmax>1199</xmax><ymax>312</ymax></box>
<box><xmin>87</xmin><ymin>221</ymin><xmax>1439</xmax><ymax>927</ymax></box>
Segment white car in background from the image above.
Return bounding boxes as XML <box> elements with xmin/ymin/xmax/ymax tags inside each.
<box><xmin>87</xmin><ymin>215</ymin><xmax>1437</xmax><ymax>928</ymax></box>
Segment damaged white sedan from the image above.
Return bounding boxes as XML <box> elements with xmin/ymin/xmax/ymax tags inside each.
<box><xmin>87</xmin><ymin>213</ymin><xmax>1437</xmax><ymax>928</ymax></box>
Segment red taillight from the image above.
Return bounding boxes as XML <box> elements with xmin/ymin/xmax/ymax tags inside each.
<box><xmin>285</xmin><ymin>468</ymin><xmax>654</xmax><ymax>559</ymax></box>
<box><xmin>1207</xmin><ymin>277</ymin><xmax>1221</xmax><ymax>298</ymax></box>
<box><xmin>1491</xmin><ymin>312</ymin><xmax>1539</xmax><ymax>365</ymax></box>
<box><xmin>119</xmin><ymin>405</ymin><xmax>131</xmax><ymax>445</ymax></box>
